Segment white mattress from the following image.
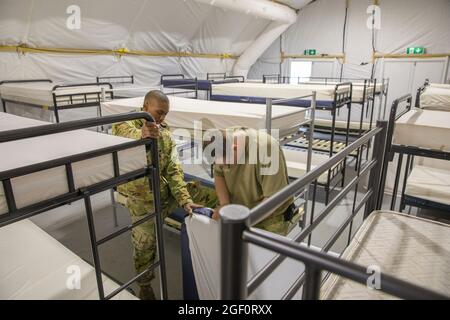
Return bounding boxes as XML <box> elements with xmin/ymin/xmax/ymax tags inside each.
<box><xmin>283</xmin><ymin>148</ymin><xmax>338</xmax><ymax>184</ymax></box>
<box><xmin>0</xmin><ymin>82</ymin><xmax>105</xmax><ymax>107</ymax></box>
<box><xmin>186</xmin><ymin>213</ymin><xmax>311</xmax><ymax>300</ymax></box>
<box><xmin>101</xmin><ymin>96</ymin><xmax>306</xmax><ymax>133</ymax></box>
<box><xmin>313</xmin><ymin>118</ymin><xmax>372</xmax><ymax>131</ymax></box>
<box><xmin>0</xmin><ymin>113</ymin><xmax>147</xmax><ymax>215</ymax></box>
<box><xmin>303</xmin><ymin>81</ymin><xmax>381</xmax><ymax>102</ymax></box>
<box><xmin>211</xmin><ymin>83</ymin><xmax>348</xmax><ymax>101</ymax></box>
<box><xmin>393</xmin><ymin>109</ymin><xmax>450</xmax><ymax>152</ymax></box>
<box><xmin>0</xmin><ymin>219</ymin><xmax>136</xmax><ymax>299</ymax></box>
<box><xmin>420</xmin><ymin>84</ymin><xmax>450</xmax><ymax>111</ymax></box>
<box><xmin>405</xmin><ymin>164</ymin><xmax>450</xmax><ymax>205</ymax></box>
<box><xmin>321</xmin><ymin>211</ymin><xmax>450</xmax><ymax>299</ymax></box>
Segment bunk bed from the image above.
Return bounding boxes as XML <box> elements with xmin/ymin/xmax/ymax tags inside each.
<box><xmin>0</xmin><ymin>112</ymin><xmax>168</xmax><ymax>300</ymax></box>
<box><xmin>101</xmin><ymin>94</ymin><xmax>346</xmax><ymax>205</ymax></box>
<box><xmin>0</xmin><ymin>79</ymin><xmax>114</xmax><ymax>123</ymax></box>
<box><xmin>188</xmin><ymin>120</ymin><xmax>449</xmax><ymax>300</ymax></box>
<box><xmin>383</xmin><ymin>94</ymin><xmax>450</xmax><ymax>213</ymax></box>
<box><xmin>415</xmin><ymin>80</ymin><xmax>450</xmax><ymax>111</ymax></box>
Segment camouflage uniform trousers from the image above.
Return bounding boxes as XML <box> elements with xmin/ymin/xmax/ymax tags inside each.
<box><xmin>126</xmin><ymin>181</ymin><xmax>218</xmax><ymax>287</ymax></box>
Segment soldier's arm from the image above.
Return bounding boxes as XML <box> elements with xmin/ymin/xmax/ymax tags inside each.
<box><xmin>213</xmin><ymin>165</ymin><xmax>230</xmax><ymax>206</ymax></box>
<box><xmin>112</xmin><ymin>121</ymin><xmax>142</xmax><ymax>140</ymax></box>
<box><xmin>165</xmin><ymin>137</ymin><xmax>193</xmax><ymax>207</ymax></box>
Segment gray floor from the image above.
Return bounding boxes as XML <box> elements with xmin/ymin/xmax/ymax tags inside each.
<box><xmin>29</xmin><ymin>157</ymin><xmax>449</xmax><ymax>300</ymax></box>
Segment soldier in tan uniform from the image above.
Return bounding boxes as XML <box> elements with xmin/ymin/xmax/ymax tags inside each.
<box><xmin>112</xmin><ymin>90</ymin><xmax>217</xmax><ymax>300</ymax></box>
<box><xmin>208</xmin><ymin>127</ymin><xmax>301</xmax><ymax>236</ymax></box>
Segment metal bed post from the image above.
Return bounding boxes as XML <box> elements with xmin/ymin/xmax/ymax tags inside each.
<box><xmin>365</xmin><ymin>121</ymin><xmax>388</xmax><ymax>217</ymax></box>
<box><xmin>399</xmin><ymin>154</ymin><xmax>412</xmax><ymax>212</ymax></box>
<box><xmin>2</xmin><ymin>99</ymin><xmax>6</xmax><ymax>113</ymax></box>
<box><xmin>302</xmin><ymin>264</ymin><xmax>322</xmax><ymax>300</ymax></box>
<box><xmin>51</xmin><ymin>93</ymin><xmax>61</xmax><ymax>123</ymax></box>
<box><xmin>219</xmin><ymin>205</ymin><xmax>250</xmax><ymax>300</ymax></box>
<box><xmin>341</xmin><ymin>84</ymin><xmax>353</xmax><ymax>188</ymax></box>
<box><xmin>83</xmin><ymin>191</ymin><xmax>106</xmax><ymax>299</ymax></box>
<box><xmin>148</xmin><ymin>133</ymin><xmax>168</xmax><ymax>300</ymax></box>
<box><xmin>382</xmin><ymin>78</ymin><xmax>390</xmax><ymax>120</ymax></box>
<box><xmin>265</xmin><ymin>98</ymin><xmax>273</xmax><ymax>133</ymax></box>
<box><xmin>303</xmin><ymin>92</ymin><xmax>316</xmax><ymax>228</ymax></box>
<box><xmin>378</xmin><ymin>94</ymin><xmax>412</xmax><ymax>210</ymax></box>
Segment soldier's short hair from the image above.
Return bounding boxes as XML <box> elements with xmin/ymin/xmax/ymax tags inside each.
<box><xmin>144</xmin><ymin>90</ymin><xmax>169</xmax><ymax>106</ymax></box>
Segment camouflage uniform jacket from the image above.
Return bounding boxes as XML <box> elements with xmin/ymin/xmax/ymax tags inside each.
<box><xmin>112</xmin><ymin>118</ymin><xmax>193</xmax><ymax>207</ymax></box>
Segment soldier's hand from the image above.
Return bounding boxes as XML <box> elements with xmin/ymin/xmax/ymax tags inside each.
<box><xmin>212</xmin><ymin>208</ymin><xmax>220</xmax><ymax>221</ymax></box>
<box><xmin>142</xmin><ymin>122</ymin><xmax>160</xmax><ymax>139</ymax></box>
<box><xmin>184</xmin><ymin>203</ymin><xmax>203</xmax><ymax>215</ymax></box>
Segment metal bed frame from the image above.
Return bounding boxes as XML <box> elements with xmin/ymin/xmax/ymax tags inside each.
<box><xmin>414</xmin><ymin>79</ymin><xmax>430</xmax><ymax>109</ymax></box>
<box><xmin>218</xmin><ymin>120</ymin><xmax>448</xmax><ymax>300</ymax></box>
<box><xmin>263</xmin><ymin>75</ymin><xmax>390</xmax><ymax>121</ymax></box>
<box><xmin>96</xmin><ymin>75</ymin><xmax>134</xmax><ymax>85</ymax></box>
<box><xmin>206</xmin><ymin>72</ymin><xmax>245</xmax><ymax>83</ymax></box>
<box><xmin>161</xmin><ymin>74</ymin><xmax>243</xmax><ymax>99</ymax></box>
<box><xmin>381</xmin><ymin>94</ymin><xmax>450</xmax><ymax>213</ymax></box>
<box><xmin>263</xmin><ymin>75</ymin><xmax>390</xmax><ymax>180</ymax></box>
<box><xmin>0</xmin><ymin>79</ymin><xmax>114</xmax><ymax>123</ymax></box>
<box><xmin>0</xmin><ymin>113</ymin><xmax>168</xmax><ymax>300</ymax></box>
<box><xmin>209</xmin><ymin>81</ymin><xmax>353</xmax><ymax>204</ymax></box>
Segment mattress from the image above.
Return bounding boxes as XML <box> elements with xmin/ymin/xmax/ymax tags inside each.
<box><xmin>0</xmin><ymin>82</ymin><xmax>105</xmax><ymax>107</ymax></box>
<box><xmin>405</xmin><ymin>164</ymin><xmax>450</xmax><ymax>205</ymax></box>
<box><xmin>321</xmin><ymin>211</ymin><xmax>450</xmax><ymax>299</ymax></box>
<box><xmin>0</xmin><ymin>219</ymin><xmax>137</xmax><ymax>299</ymax></box>
<box><xmin>185</xmin><ymin>213</ymin><xmax>310</xmax><ymax>300</ymax></box>
<box><xmin>101</xmin><ymin>96</ymin><xmax>306</xmax><ymax>134</ymax></box>
<box><xmin>0</xmin><ymin>113</ymin><xmax>147</xmax><ymax>215</ymax></box>
<box><xmin>313</xmin><ymin>118</ymin><xmax>372</xmax><ymax>132</ymax></box>
<box><xmin>393</xmin><ymin>109</ymin><xmax>450</xmax><ymax>152</ymax></box>
<box><xmin>283</xmin><ymin>148</ymin><xmax>339</xmax><ymax>184</ymax></box>
<box><xmin>420</xmin><ymin>85</ymin><xmax>450</xmax><ymax>111</ymax></box>
<box><xmin>211</xmin><ymin>83</ymin><xmax>348</xmax><ymax>102</ymax></box>
<box><xmin>303</xmin><ymin>81</ymin><xmax>380</xmax><ymax>102</ymax></box>
<box><xmin>111</xmin><ymin>85</ymin><xmax>159</xmax><ymax>98</ymax></box>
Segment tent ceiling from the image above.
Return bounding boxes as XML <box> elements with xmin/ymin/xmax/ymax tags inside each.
<box><xmin>275</xmin><ymin>0</ymin><xmax>313</xmax><ymax>10</ymax></box>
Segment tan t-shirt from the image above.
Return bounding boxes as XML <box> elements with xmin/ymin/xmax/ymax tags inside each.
<box><xmin>214</xmin><ymin>128</ymin><xmax>292</xmax><ymax>218</ymax></box>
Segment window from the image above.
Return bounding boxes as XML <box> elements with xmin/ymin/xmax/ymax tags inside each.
<box><xmin>290</xmin><ymin>61</ymin><xmax>313</xmax><ymax>82</ymax></box>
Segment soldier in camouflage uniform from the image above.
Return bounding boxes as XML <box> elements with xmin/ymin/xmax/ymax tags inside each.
<box><xmin>112</xmin><ymin>90</ymin><xmax>218</xmax><ymax>300</ymax></box>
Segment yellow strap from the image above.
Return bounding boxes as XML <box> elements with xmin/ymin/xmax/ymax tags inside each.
<box><xmin>0</xmin><ymin>45</ymin><xmax>238</xmax><ymax>60</ymax></box>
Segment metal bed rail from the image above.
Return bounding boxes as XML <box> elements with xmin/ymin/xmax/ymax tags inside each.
<box><xmin>226</xmin><ymin>75</ymin><xmax>245</xmax><ymax>82</ymax></box>
<box><xmin>51</xmin><ymin>82</ymin><xmax>114</xmax><ymax>123</ymax></box>
<box><xmin>414</xmin><ymin>78</ymin><xmax>430</xmax><ymax>109</ymax></box>
<box><xmin>96</xmin><ymin>75</ymin><xmax>134</xmax><ymax>85</ymax></box>
<box><xmin>0</xmin><ymin>112</ymin><xmax>168</xmax><ymax>300</ymax></box>
<box><xmin>207</xmin><ymin>72</ymin><xmax>226</xmax><ymax>80</ymax></box>
<box><xmin>160</xmin><ymin>75</ymin><xmax>199</xmax><ymax>99</ymax></box>
<box><xmin>219</xmin><ymin>120</ymin><xmax>448</xmax><ymax>300</ymax></box>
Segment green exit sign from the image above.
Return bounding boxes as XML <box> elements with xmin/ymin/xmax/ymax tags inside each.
<box><xmin>407</xmin><ymin>47</ymin><xmax>426</xmax><ymax>55</ymax></box>
<box><xmin>304</xmin><ymin>49</ymin><xmax>317</xmax><ymax>56</ymax></box>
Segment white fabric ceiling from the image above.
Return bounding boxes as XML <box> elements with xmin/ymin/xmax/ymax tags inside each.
<box><xmin>1</xmin><ymin>0</ymin><xmax>449</xmax><ymax>86</ymax></box>
<box><xmin>249</xmin><ymin>0</ymin><xmax>450</xmax><ymax>80</ymax></box>
<box><xmin>0</xmin><ymin>0</ymin><xmax>272</xmax><ymax>84</ymax></box>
